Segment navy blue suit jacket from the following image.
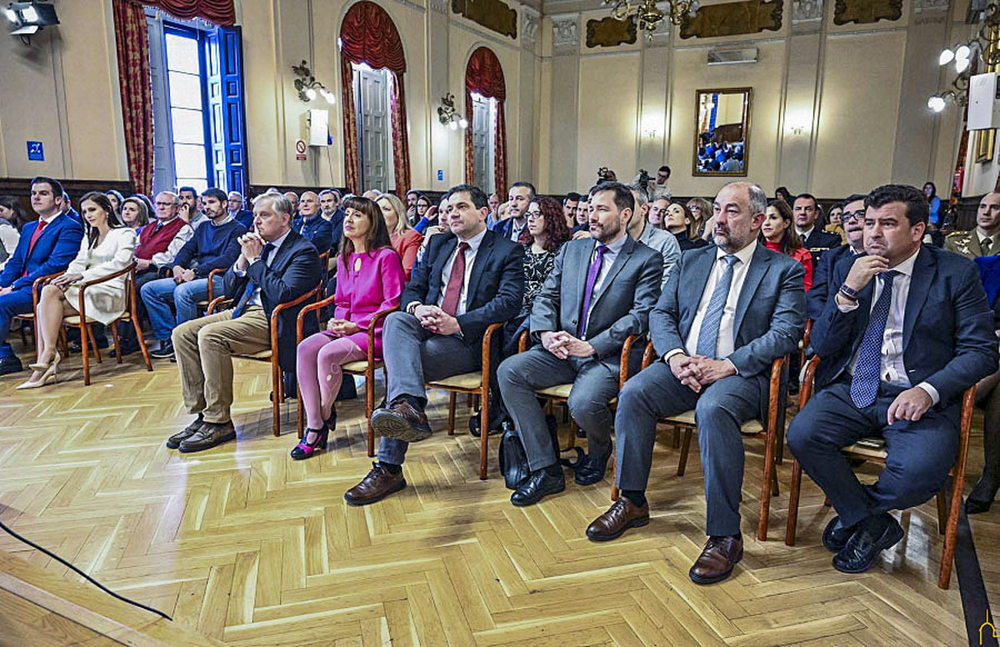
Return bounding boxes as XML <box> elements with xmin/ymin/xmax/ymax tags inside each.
<box><xmin>292</xmin><ymin>214</ymin><xmax>333</xmax><ymax>254</ymax></box>
<box><xmin>0</xmin><ymin>214</ymin><xmax>85</xmax><ymax>291</ymax></box>
<box><xmin>811</xmin><ymin>245</ymin><xmax>998</xmax><ymax>406</ymax></box>
<box><xmin>491</xmin><ymin>217</ymin><xmax>524</xmax><ymax>244</ymax></box>
<box><xmin>403</xmin><ymin>228</ymin><xmax>524</xmax><ymax>359</ymax></box>
<box><xmin>224</xmin><ymin>229</ymin><xmax>321</xmax><ymax>372</ymax></box>
<box><xmin>807</xmin><ymin>244</ymin><xmax>857</xmax><ymax>321</ymax></box>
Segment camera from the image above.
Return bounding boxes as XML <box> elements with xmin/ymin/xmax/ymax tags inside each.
<box><xmin>596</xmin><ymin>166</ymin><xmax>617</xmax><ymax>184</ymax></box>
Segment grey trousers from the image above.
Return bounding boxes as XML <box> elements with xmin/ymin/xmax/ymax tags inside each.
<box><xmin>615</xmin><ymin>360</ymin><xmax>762</xmax><ymax>537</ymax></box>
<box><xmin>377</xmin><ymin>311</ymin><xmax>478</xmax><ymax>466</ymax></box>
<box><xmin>497</xmin><ymin>346</ymin><xmax>621</xmax><ymax>471</ymax></box>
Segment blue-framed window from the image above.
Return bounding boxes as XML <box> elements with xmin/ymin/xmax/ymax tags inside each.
<box><xmin>163</xmin><ymin>26</ymin><xmax>211</xmax><ymax>193</ymax></box>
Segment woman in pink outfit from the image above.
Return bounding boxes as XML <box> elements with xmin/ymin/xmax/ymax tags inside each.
<box><xmin>292</xmin><ymin>196</ymin><xmax>406</xmax><ymax>459</ymax></box>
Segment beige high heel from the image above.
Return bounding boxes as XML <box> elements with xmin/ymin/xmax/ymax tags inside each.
<box><xmin>29</xmin><ymin>349</ymin><xmax>61</xmax><ymax>372</ymax></box>
<box><xmin>16</xmin><ymin>363</ymin><xmax>58</xmax><ymax>390</ymax></box>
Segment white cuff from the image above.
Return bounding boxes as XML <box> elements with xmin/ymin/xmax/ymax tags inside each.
<box><xmin>837</xmin><ymin>299</ymin><xmax>860</xmax><ymax>313</ymax></box>
<box><xmin>662</xmin><ymin>348</ymin><xmax>685</xmax><ymax>364</ymax></box>
<box><xmin>916</xmin><ymin>381</ymin><xmax>940</xmax><ymax>406</ymax></box>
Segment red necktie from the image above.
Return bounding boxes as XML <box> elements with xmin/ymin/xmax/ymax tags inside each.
<box><xmin>23</xmin><ymin>219</ymin><xmax>49</xmax><ymax>277</ymax></box>
<box><xmin>440</xmin><ymin>242</ymin><xmax>470</xmax><ymax>316</ymax></box>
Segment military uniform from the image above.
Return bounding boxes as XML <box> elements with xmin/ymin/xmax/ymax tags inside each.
<box><xmin>944</xmin><ymin>230</ymin><xmax>998</xmax><ymax>259</ymax></box>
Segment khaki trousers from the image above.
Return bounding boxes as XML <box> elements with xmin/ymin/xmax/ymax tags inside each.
<box><xmin>172</xmin><ymin>307</ymin><xmax>270</xmax><ymax>423</ymax></box>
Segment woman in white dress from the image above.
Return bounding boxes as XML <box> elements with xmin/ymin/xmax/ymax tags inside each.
<box><xmin>19</xmin><ymin>192</ymin><xmax>137</xmax><ymax>389</ymax></box>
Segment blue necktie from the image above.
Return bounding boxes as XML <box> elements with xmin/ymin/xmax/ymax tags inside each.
<box><xmin>233</xmin><ymin>243</ymin><xmax>274</xmax><ymax>317</ymax></box>
<box><xmin>578</xmin><ymin>244</ymin><xmax>608</xmax><ymax>338</ymax></box>
<box><xmin>696</xmin><ymin>255</ymin><xmax>737</xmax><ymax>358</ymax></box>
<box><xmin>850</xmin><ymin>270</ymin><xmax>898</xmax><ymax>408</ymax></box>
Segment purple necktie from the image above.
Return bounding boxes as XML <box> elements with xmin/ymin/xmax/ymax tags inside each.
<box><xmin>578</xmin><ymin>244</ymin><xmax>608</xmax><ymax>338</ymax></box>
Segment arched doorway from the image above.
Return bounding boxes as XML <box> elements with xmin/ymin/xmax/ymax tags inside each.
<box><xmin>464</xmin><ymin>46</ymin><xmax>507</xmax><ymax>197</ymax></box>
<box><xmin>339</xmin><ymin>1</ymin><xmax>410</xmax><ymax>194</ymax></box>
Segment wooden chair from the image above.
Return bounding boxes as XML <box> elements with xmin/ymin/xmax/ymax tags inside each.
<box><xmin>784</xmin><ymin>356</ymin><xmax>976</xmax><ymax>590</ymax></box>
<box><xmin>195</xmin><ymin>267</ymin><xmax>228</xmax><ymax>314</ymax></box>
<box><xmin>517</xmin><ymin>331</ymin><xmax>641</xmax><ymax>451</ymax></box>
<box><xmin>13</xmin><ymin>271</ymin><xmax>70</xmax><ymax>355</ymax></box>
<box><xmin>34</xmin><ymin>263</ymin><xmax>153</xmax><ymax>385</ymax></box>
<box><xmin>611</xmin><ymin>343</ymin><xmax>789</xmax><ymax>541</ymax></box>
<box><xmin>295</xmin><ymin>300</ymin><xmax>397</xmax><ymax>456</ymax></box>
<box><xmin>426</xmin><ymin>322</ymin><xmax>503</xmax><ymax>480</ymax></box>
<box><xmin>206</xmin><ymin>282</ymin><xmax>321</xmax><ymax>436</ymax></box>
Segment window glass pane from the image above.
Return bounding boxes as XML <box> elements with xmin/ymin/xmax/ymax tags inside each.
<box><xmin>177</xmin><ymin>178</ymin><xmax>208</xmax><ymax>193</ymax></box>
<box><xmin>171</xmin><ymin>108</ymin><xmax>205</xmax><ymax>145</ymax></box>
<box><xmin>174</xmin><ymin>143</ymin><xmax>207</xmax><ymax>178</ymax></box>
<box><xmin>167</xmin><ymin>71</ymin><xmax>202</xmax><ymax>109</ymax></box>
<box><xmin>165</xmin><ymin>33</ymin><xmax>200</xmax><ymax>74</ymax></box>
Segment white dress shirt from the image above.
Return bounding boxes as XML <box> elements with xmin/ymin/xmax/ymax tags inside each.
<box><xmin>240</xmin><ymin>229</ymin><xmax>291</xmax><ymax>309</ymax></box>
<box><xmin>508</xmin><ymin>218</ymin><xmax>526</xmax><ymax>243</ymax></box>
<box><xmin>436</xmin><ymin>227</ymin><xmax>488</xmax><ymax>317</ymax></box>
<box><xmin>837</xmin><ymin>248</ymin><xmax>940</xmax><ymax>404</ymax></box>
<box><xmin>667</xmin><ymin>240</ymin><xmax>758</xmax><ymax>363</ymax></box>
<box><xmin>580</xmin><ymin>234</ymin><xmax>628</xmax><ymax>339</ymax></box>
<box><xmin>977</xmin><ymin>229</ymin><xmax>998</xmax><ymax>254</ymax></box>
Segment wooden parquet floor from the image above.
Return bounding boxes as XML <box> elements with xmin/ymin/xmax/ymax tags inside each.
<box><xmin>0</xmin><ymin>346</ymin><xmax>993</xmax><ymax>646</ymax></box>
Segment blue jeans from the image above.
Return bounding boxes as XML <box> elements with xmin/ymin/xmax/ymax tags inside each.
<box><xmin>140</xmin><ymin>276</ymin><xmax>223</xmax><ymax>342</ymax></box>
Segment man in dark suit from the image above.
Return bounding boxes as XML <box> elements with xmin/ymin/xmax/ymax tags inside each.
<box><xmin>807</xmin><ymin>194</ymin><xmax>867</xmax><ymax>321</ymax></box>
<box><xmin>787</xmin><ymin>184</ymin><xmax>998</xmax><ymax>576</ymax></box>
<box><xmin>590</xmin><ymin>182</ymin><xmax>805</xmax><ymax>586</ymax></box>
<box><xmin>166</xmin><ymin>192</ymin><xmax>321</xmax><ymax>452</ymax></box>
<box><xmin>0</xmin><ymin>177</ymin><xmax>84</xmax><ymax>375</ymax></box>
<box><xmin>492</xmin><ymin>181</ymin><xmax>535</xmax><ymax>243</ymax></box>
<box><xmin>292</xmin><ymin>191</ymin><xmax>333</xmax><ymax>253</ymax></box>
<box><xmin>344</xmin><ymin>184</ymin><xmax>524</xmax><ymax>505</ymax></box>
<box><xmin>496</xmin><ymin>182</ymin><xmax>663</xmax><ymax>506</ymax></box>
<box><xmin>795</xmin><ymin>193</ymin><xmax>841</xmax><ymax>266</ymax></box>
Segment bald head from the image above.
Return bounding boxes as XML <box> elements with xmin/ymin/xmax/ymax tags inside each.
<box><xmin>978</xmin><ymin>192</ymin><xmax>1000</xmax><ymax>236</ymax></box>
<box><xmin>712</xmin><ymin>181</ymin><xmax>767</xmax><ymax>253</ymax></box>
<box><xmin>299</xmin><ymin>191</ymin><xmax>320</xmax><ymax>218</ymax></box>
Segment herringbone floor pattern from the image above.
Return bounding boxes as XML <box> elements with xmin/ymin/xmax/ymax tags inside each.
<box><xmin>0</xmin><ymin>346</ymin><xmax>993</xmax><ymax>646</ymax></box>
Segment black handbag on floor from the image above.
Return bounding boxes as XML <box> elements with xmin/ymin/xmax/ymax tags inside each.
<box><xmin>499</xmin><ymin>428</ymin><xmax>531</xmax><ymax>490</ymax></box>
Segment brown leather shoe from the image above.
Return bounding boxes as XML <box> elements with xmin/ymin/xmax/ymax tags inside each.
<box><xmin>586</xmin><ymin>498</ymin><xmax>650</xmax><ymax>542</ymax></box>
<box><xmin>166</xmin><ymin>416</ymin><xmax>205</xmax><ymax>449</ymax></box>
<box><xmin>371</xmin><ymin>399</ymin><xmax>432</xmax><ymax>442</ymax></box>
<box><xmin>178</xmin><ymin>421</ymin><xmax>236</xmax><ymax>453</ymax></box>
<box><xmin>344</xmin><ymin>463</ymin><xmax>407</xmax><ymax>505</ymax></box>
<box><xmin>689</xmin><ymin>535</ymin><xmax>744</xmax><ymax>585</ymax></box>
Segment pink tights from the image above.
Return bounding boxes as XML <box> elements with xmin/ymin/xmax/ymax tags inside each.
<box><xmin>296</xmin><ymin>332</ymin><xmax>365</xmax><ymax>430</ymax></box>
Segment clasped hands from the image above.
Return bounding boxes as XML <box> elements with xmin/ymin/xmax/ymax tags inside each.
<box><xmin>668</xmin><ymin>353</ymin><xmax>736</xmax><ymax>393</ymax></box>
<box><xmin>172</xmin><ymin>266</ymin><xmax>196</xmax><ymax>284</ymax></box>
<box><xmin>236</xmin><ymin>231</ymin><xmax>265</xmax><ymax>269</ymax></box>
<box><xmin>326</xmin><ymin>318</ymin><xmax>362</xmax><ymax>336</ymax></box>
<box><xmin>413</xmin><ymin>304</ymin><xmax>461</xmax><ymax>336</ymax></box>
<box><xmin>49</xmin><ymin>272</ymin><xmax>84</xmax><ymax>291</ymax></box>
<box><xmin>541</xmin><ymin>331</ymin><xmax>595</xmax><ymax>360</ymax></box>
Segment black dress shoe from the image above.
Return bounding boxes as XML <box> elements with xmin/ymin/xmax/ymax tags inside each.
<box><xmin>469</xmin><ymin>409</ymin><xmax>507</xmax><ymax>437</ymax></box>
<box><xmin>822</xmin><ymin>516</ymin><xmax>854</xmax><ymax>553</ymax></box>
<box><xmin>150</xmin><ymin>340</ymin><xmax>175</xmax><ymax>360</ymax></box>
<box><xmin>965</xmin><ymin>497</ymin><xmax>994</xmax><ymax>515</ymax></box>
<box><xmin>832</xmin><ymin>513</ymin><xmax>904</xmax><ymax>574</ymax></box>
<box><xmin>0</xmin><ymin>356</ymin><xmax>23</xmax><ymax>376</ymax></box>
<box><xmin>510</xmin><ymin>469</ymin><xmax>565</xmax><ymax>507</ymax></box>
<box><xmin>966</xmin><ymin>477</ymin><xmax>997</xmax><ymax>515</ymax></box>
<box><xmin>574</xmin><ymin>448</ymin><xmax>612</xmax><ymax>486</ymax></box>
<box><xmin>109</xmin><ymin>342</ymin><xmax>140</xmax><ymax>358</ymax></box>
<box><xmin>166</xmin><ymin>416</ymin><xmax>205</xmax><ymax>449</ymax></box>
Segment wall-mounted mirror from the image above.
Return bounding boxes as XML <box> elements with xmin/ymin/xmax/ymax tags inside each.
<box><xmin>693</xmin><ymin>88</ymin><xmax>752</xmax><ymax>177</ymax></box>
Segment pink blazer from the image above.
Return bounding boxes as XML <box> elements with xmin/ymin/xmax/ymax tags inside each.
<box><xmin>333</xmin><ymin>246</ymin><xmax>406</xmax><ymax>358</ymax></box>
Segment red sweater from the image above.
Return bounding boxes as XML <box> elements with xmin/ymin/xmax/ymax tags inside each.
<box><xmin>136</xmin><ymin>217</ymin><xmax>187</xmax><ymax>261</ymax></box>
<box><xmin>765</xmin><ymin>240</ymin><xmax>813</xmax><ymax>292</ymax></box>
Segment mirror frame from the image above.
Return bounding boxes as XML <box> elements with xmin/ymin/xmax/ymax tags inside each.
<box><xmin>692</xmin><ymin>87</ymin><xmax>752</xmax><ymax>178</ymax></box>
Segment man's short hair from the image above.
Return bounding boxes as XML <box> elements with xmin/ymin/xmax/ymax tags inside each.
<box><xmin>255</xmin><ymin>192</ymin><xmax>294</xmax><ymax>217</ymax></box>
<box><xmin>228</xmin><ymin>191</ymin><xmax>243</xmax><ymax>198</ymax></box>
<box><xmin>202</xmin><ymin>188</ymin><xmax>228</xmax><ymax>203</ymax></box>
<box><xmin>31</xmin><ymin>176</ymin><xmax>64</xmax><ymax>196</ymax></box>
<box><xmin>564</xmin><ymin>192</ymin><xmax>581</xmax><ymax>204</ymax></box>
<box><xmin>590</xmin><ymin>181</ymin><xmax>635</xmax><ymax>214</ymax></box>
<box><xmin>445</xmin><ymin>184</ymin><xmax>489</xmax><ymax>210</ymax></box>
<box><xmin>658</xmin><ymin>165</ymin><xmax>671</xmax><ymax>177</ymax></box>
<box><xmin>628</xmin><ymin>182</ymin><xmax>650</xmax><ymax>207</ymax></box>
<box><xmin>510</xmin><ymin>181</ymin><xmax>536</xmax><ymax>198</ymax></box>
<box><xmin>406</xmin><ymin>189</ymin><xmax>421</xmax><ymax>198</ymax></box>
<box><xmin>794</xmin><ymin>192</ymin><xmax>818</xmax><ymax>208</ymax></box>
<box><xmin>843</xmin><ymin>193</ymin><xmax>867</xmax><ymax>205</ymax></box>
<box><xmin>178</xmin><ymin>186</ymin><xmax>197</xmax><ymax>197</ymax></box>
<box><xmin>865</xmin><ymin>184</ymin><xmax>929</xmax><ymax>226</ymax></box>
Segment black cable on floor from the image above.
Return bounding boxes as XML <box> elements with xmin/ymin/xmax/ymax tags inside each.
<box><xmin>0</xmin><ymin>517</ymin><xmax>173</xmax><ymax>621</ymax></box>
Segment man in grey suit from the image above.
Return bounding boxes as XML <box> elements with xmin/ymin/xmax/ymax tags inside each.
<box><xmin>587</xmin><ymin>182</ymin><xmax>805</xmax><ymax>586</ymax></box>
<box><xmin>497</xmin><ymin>182</ymin><xmax>663</xmax><ymax>506</ymax></box>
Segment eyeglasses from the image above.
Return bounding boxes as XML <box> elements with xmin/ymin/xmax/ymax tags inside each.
<box><xmin>155</xmin><ymin>201</ymin><xmax>176</xmax><ymax>208</ymax></box>
<box><xmin>526</xmin><ymin>211</ymin><xmax>542</xmax><ymax>220</ymax></box>
<box><xmin>842</xmin><ymin>210</ymin><xmax>865</xmax><ymax>222</ymax></box>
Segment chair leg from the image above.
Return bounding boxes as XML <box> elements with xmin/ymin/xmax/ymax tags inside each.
<box><xmin>676</xmin><ymin>428</ymin><xmax>693</xmax><ymax>476</ymax></box>
<box><xmin>479</xmin><ymin>387</ymin><xmax>489</xmax><ymax>481</ymax></box>
<box><xmin>88</xmin><ymin>324</ymin><xmax>103</xmax><ymax>364</ymax></box>
<box><xmin>758</xmin><ymin>426</ymin><xmax>779</xmax><ymax>541</ymax></box>
<box><xmin>611</xmin><ymin>455</ymin><xmax>618</xmax><ymax>502</ymax></box>
<box><xmin>776</xmin><ymin>423</ymin><xmax>786</xmax><ymax>465</ymax></box>
<box><xmin>132</xmin><ymin>314</ymin><xmax>153</xmax><ymax>372</ymax></box>
<box><xmin>296</xmin><ymin>383</ymin><xmax>304</xmax><ymax>440</ymax></box>
<box><xmin>672</xmin><ymin>426</ymin><xmax>680</xmax><ymax>449</ymax></box>
<box><xmin>110</xmin><ymin>320</ymin><xmax>122</xmax><ymax>365</ymax></box>
<box><xmin>366</xmin><ymin>370</ymin><xmax>377</xmax><ymax>458</ymax></box>
<box><xmin>938</xmin><ymin>476</ymin><xmax>964</xmax><ymax>589</ymax></box>
<box><xmin>785</xmin><ymin>459</ymin><xmax>803</xmax><ymax>546</ymax></box>
<box><xmin>447</xmin><ymin>392</ymin><xmax>457</xmax><ymax>435</ymax></box>
<box><xmin>272</xmin><ymin>362</ymin><xmax>282</xmax><ymax>437</ymax></box>
<box><xmin>79</xmin><ymin>324</ymin><xmax>91</xmax><ymax>386</ymax></box>
<box><xmin>568</xmin><ymin>419</ymin><xmax>577</xmax><ymax>450</ymax></box>
<box><xmin>466</xmin><ymin>393</ymin><xmax>474</xmax><ymax>408</ymax></box>
<box><xmin>936</xmin><ymin>490</ymin><xmax>948</xmax><ymax>535</ymax></box>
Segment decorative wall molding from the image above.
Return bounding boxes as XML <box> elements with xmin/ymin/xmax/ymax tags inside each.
<box><xmin>913</xmin><ymin>0</ymin><xmax>949</xmax><ymax>13</ymax></box>
<box><xmin>585</xmin><ymin>15</ymin><xmax>637</xmax><ymax>48</ymax></box>
<box><xmin>552</xmin><ymin>15</ymin><xmax>580</xmax><ymax>53</ymax></box>
<box><xmin>522</xmin><ymin>5</ymin><xmax>540</xmax><ymax>46</ymax></box>
<box><xmin>451</xmin><ymin>0</ymin><xmax>517</xmax><ymax>39</ymax></box>
<box><xmin>792</xmin><ymin>0</ymin><xmax>823</xmax><ymax>23</ymax></box>
<box><xmin>680</xmin><ymin>0</ymin><xmax>783</xmax><ymax>40</ymax></box>
<box><xmin>833</xmin><ymin>0</ymin><xmax>902</xmax><ymax>25</ymax></box>
<box><xmin>428</xmin><ymin>0</ymin><xmax>448</xmax><ymax>14</ymax></box>
<box><xmin>648</xmin><ymin>11</ymin><xmax>673</xmax><ymax>47</ymax></box>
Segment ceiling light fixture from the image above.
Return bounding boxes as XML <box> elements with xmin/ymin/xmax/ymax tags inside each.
<box><xmin>604</xmin><ymin>0</ymin><xmax>700</xmax><ymax>40</ymax></box>
<box><xmin>292</xmin><ymin>60</ymin><xmax>335</xmax><ymax>105</ymax></box>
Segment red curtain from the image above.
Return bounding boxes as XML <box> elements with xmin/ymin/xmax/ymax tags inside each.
<box><xmin>139</xmin><ymin>0</ymin><xmax>234</xmax><ymax>25</ymax></box>
<box><xmin>112</xmin><ymin>0</ymin><xmax>154</xmax><ymax>197</ymax></box>
<box><xmin>340</xmin><ymin>1</ymin><xmax>410</xmax><ymax>195</ymax></box>
<box><xmin>464</xmin><ymin>47</ymin><xmax>508</xmax><ymax>197</ymax></box>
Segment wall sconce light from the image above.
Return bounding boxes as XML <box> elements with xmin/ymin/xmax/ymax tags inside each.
<box><xmin>786</xmin><ymin>115</ymin><xmax>810</xmax><ymax>135</ymax></box>
<box><xmin>292</xmin><ymin>60</ymin><xmax>335</xmax><ymax>104</ymax></box>
<box><xmin>4</xmin><ymin>1</ymin><xmax>59</xmax><ymax>43</ymax></box>
<box><xmin>437</xmin><ymin>93</ymin><xmax>468</xmax><ymax>130</ymax></box>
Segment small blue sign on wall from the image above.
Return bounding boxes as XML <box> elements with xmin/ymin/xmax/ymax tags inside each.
<box><xmin>27</xmin><ymin>141</ymin><xmax>44</xmax><ymax>162</ymax></box>
<box><xmin>437</xmin><ymin>169</ymin><xmax>443</xmax><ymax>181</ymax></box>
